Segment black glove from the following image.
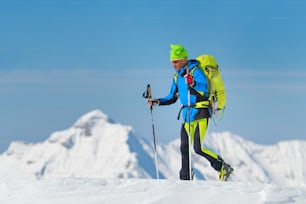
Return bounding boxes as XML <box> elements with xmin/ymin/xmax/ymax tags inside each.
<box><xmin>147</xmin><ymin>98</ymin><xmax>160</xmax><ymax>107</ymax></box>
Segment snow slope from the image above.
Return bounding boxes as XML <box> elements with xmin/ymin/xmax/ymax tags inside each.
<box><xmin>1</xmin><ymin>178</ymin><xmax>306</xmax><ymax>204</ymax></box>
<box><xmin>0</xmin><ymin>109</ymin><xmax>306</xmax><ymax>203</ymax></box>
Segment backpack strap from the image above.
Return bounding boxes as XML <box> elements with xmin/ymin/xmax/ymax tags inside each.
<box><xmin>173</xmin><ymin>66</ymin><xmax>211</xmax><ymax>120</ymax></box>
<box><xmin>173</xmin><ymin>73</ymin><xmax>178</xmax><ymax>84</ymax></box>
<box><xmin>173</xmin><ymin>66</ymin><xmax>196</xmax><ymax>85</ymax></box>
<box><xmin>173</xmin><ymin>66</ymin><xmax>208</xmax><ymax>100</ymax></box>
<box><xmin>176</xmin><ymin>100</ymin><xmax>210</xmax><ymax>120</ymax></box>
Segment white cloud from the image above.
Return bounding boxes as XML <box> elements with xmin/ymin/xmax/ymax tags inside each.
<box><xmin>224</xmin><ymin>69</ymin><xmax>306</xmax><ymax>94</ymax></box>
<box><xmin>224</xmin><ymin>69</ymin><xmax>306</xmax><ymax>78</ymax></box>
<box><xmin>0</xmin><ymin>69</ymin><xmax>110</xmax><ymax>84</ymax></box>
<box><xmin>1</xmin><ymin>68</ymin><xmax>306</xmax><ymax>95</ymax></box>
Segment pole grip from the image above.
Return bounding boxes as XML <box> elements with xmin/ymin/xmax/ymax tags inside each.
<box><xmin>147</xmin><ymin>84</ymin><xmax>151</xmax><ymax>99</ymax></box>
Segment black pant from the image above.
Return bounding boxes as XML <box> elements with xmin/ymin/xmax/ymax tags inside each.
<box><xmin>179</xmin><ymin>119</ymin><xmax>223</xmax><ymax>180</ymax></box>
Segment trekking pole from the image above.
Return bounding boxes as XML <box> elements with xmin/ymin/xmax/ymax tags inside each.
<box><xmin>186</xmin><ymin>67</ymin><xmax>193</xmax><ymax>181</ymax></box>
<box><xmin>143</xmin><ymin>84</ymin><xmax>159</xmax><ymax>179</ymax></box>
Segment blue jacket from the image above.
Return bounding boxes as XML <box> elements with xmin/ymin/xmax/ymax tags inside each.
<box><xmin>159</xmin><ymin>60</ymin><xmax>210</xmax><ymax>122</ymax></box>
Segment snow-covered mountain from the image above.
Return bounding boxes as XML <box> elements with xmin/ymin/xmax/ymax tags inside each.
<box><xmin>0</xmin><ymin>109</ymin><xmax>305</xmax><ymax>186</ymax></box>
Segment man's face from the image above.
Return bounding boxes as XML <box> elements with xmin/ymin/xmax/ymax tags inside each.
<box><xmin>171</xmin><ymin>59</ymin><xmax>187</xmax><ymax>72</ymax></box>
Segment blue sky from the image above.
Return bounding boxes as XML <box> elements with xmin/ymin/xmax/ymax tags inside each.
<box><xmin>1</xmin><ymin>0</ymin><xmax>306</xmax><ymax>153</ymax></box>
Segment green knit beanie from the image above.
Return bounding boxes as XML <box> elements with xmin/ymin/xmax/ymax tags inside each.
<box><xmin>170</xmin><ymin>44</ymin><xmax>188</xmax><ymax>61</ymax></box>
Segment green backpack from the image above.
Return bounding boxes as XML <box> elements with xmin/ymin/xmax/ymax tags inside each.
<box><xmin>196</xmin><ymin>54</ymin><xmax>226</xmax><ymax>112</ymax></box>
<box><xmin>173</xmin><ymin>54</ymin><xmax>226</xmax><ymax>114</ymax></box>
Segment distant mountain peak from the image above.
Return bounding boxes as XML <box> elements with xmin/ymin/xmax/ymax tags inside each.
<box><xmin>72</xmin><ymin>109</ymin><xmax>110</xmax><ymax>137</ymax></box>
<box><xmin>0</xmin><ymin>109</ymin><xmax>156</xmax><ymax>179</ymax></box>
<box><xmin>74</xmin><ymin>109</ymin><xmax>109</xmax><ymax>125</ymax></box>
<box><xmin>0</xmin><ymin>109</ymin><xmax>305</xmax><ymax>185</ymax></box>
<box><xmin>46</xmin><ymin>109</ymin><xmax>117</xmax><ymax>149</ymax></box>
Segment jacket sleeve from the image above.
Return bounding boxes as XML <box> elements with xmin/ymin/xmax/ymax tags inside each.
<box><xmin>158</xmin><ymin>78</ymin><xmax>178</xmax><ymax>105</ymax></box>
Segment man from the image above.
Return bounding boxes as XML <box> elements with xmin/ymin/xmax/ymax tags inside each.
<box><xmin>148</xmin><ymin>44</ymin><xmax>233</xmax><ymax>181</ymax></box>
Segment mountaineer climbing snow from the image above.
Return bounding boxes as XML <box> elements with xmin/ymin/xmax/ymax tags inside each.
<box><xmin>147</xmin><ymin>44</ymin><xmax>233</xmax><ymax>181</ymax></box>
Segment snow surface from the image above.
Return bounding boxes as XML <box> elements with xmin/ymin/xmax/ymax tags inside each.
<box><xmin>1</xmin><ymin>109</ymin><xmax>306</xmax><ymax>203</ymax></box>
<box><xmin>1</xmin><ymin>178</ymin><xmax>306</xmax><ymax>204</ymax></box>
